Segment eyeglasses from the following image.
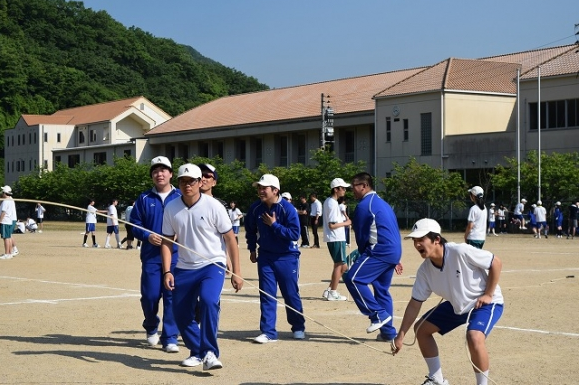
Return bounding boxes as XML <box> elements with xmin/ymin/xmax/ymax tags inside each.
<box><xmin>178</xmin><ymin>178</ymin><xmax>199</xmax><ymax>186</ymax></box>
<box><xmin>202</xmin><ymin>173</ymin><xmax>215</xmax><ymax>179</ymax></box>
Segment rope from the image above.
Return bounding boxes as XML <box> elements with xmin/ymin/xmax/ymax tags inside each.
<box><xmin>9</xmin><ymin>198</ymin><xmax>395</xmax><ymax>356</ymax></box>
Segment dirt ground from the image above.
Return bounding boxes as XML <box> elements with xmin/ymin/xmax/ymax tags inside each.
<box><xmin>0</xmin><ymin>222</ymin><xmax>577</xmax><ymax>385</ymax></box>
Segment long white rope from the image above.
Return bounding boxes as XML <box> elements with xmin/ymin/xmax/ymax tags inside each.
<box><xmin>10</xmin><ymin>198</ymin><xmax>395</xmax><ymax>356</ymax></box>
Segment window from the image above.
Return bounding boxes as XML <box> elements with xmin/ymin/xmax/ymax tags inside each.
<box><xmin>278</xmin><ymin>136</ymin><xmax>288</xmax><ymax>167</ymax></box>
<box><xmin>345</xmin><ymin>131</ymin><xmax>355</xmax><ymax>163</ymax></box>
<box><xmin>216</xmin><ymin>142</ymin><xmax>224</xmax><ymax>159</ymax></box>
<box><xmin>79</xmin><ymin>131</ymin><xmax>85</xmax><ymax>144</ymax></box>
<box><xmin>200</xmin><ymin>142</ymin><xmax>209</xmax><ymax>158</ymax></box>
<box><xmin>123</xmin><ymin>150</ymin><xmax>131</xmax><ymax>158</ymax></box>
<box><xmin>90</xmin><ymin>130</ymin><xmax>97</xmax><ymax>142</ymax></box>
<box><xmin>34</xmin><ymin>132</ymin><xmax>37</xmax><ymax>144</ymax></box>
<box><xmin>94</xmin><ymin>152</ymin><xmax>107</xmax><ymax>165</ymax></box>
<box><xmin>420</xmin><ymin>113</ymin><xmax>432</xmax><ymax>156</ymax></box>
<box><xmin>54</xmin><ymin>156</ymin><xmax>61</xmax><ymax>165</ymax></box>
<box><xmin>23</xmin><ymin>134</ymin><xmax>25</xmax><ymax>145</ymax></box>
<box><xmin>43</xmin><ymin>160</ymin><xmax>48</xmax><ymax>168</ymax></box>
<box><xmin>29</xmin><ymin>133</ymin><xmax>32</xmax><ymax>144</ymax></box>
<box><xmin>386</xmin><ymin>117</ymin><xmax>391</xmax><ymax>143</ymax></box>
<box><xmin>68</xmin><ymin>154</ymin><xmax>80</xmax><ymax>168</ymax></box>
<box><xmin>297</xmin><ymin>135</ymin><xmax>306</xmax><ymax>164</ymax></box>
<box><xmin>57</xmin><ymin>133</ymin><xmax>61</xmax><ymax>143</ymax></box>
<box><xmin>235</xmin><ymin>139</ymin><xmax>246</xmax><ymax>163</ymax></box>
<box><xmin>44</xmin><ymin>133</ymin><xmax>48</xmax><ymax>142</ymax></box>
<box><xmin>255</xmin><ymin>138</ymin><xmax>263</xmax><ymax>168</ymax></box>
<box><xmin>18</xmin><ymin>135</ymin><xmax>20</xmax><ymax>146</ymax></box>
<box><xmin>403</xmin><ymin>119</ymin><xmax>409</xmax><ymax>141</ymax></box>
<box><xmin>530</xmin><ymin>98</ymin><xmax>579</xmax><ymax>130</ymax></box>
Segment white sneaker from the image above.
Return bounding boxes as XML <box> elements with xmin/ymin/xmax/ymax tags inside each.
<box><xmin>12</xmin><ymin>247</ymin><xmax>19</xmax><ymax>255</ymax></box>
<box><xmin>253</xmin><ymin>333</ymin><xmax>277</xmax><ymax>344</ymax></box>
<box><xmin>202</xmin><ymin>351</ymin><xmax>223</xmax><ymax>370</ymax></box>
<box><xmin>181</xmin><ymin>356</ymin><xmax>202</xmax><ymax>367</ymax></box>
<box><xmin>82</xmin><ymin>243</ymin><xmax>88</xmax><ymax>248</ymax></box>
<box><xmin>293</xmin><ymin>330</ymin><xmax>305</xmax><ymax>339</ymax></box>
<box><xmin>367</xmin><ymin>316</ymin><xmax>392</xmax><ymax>333</ymax></box>
<box><xmin>322</xmin><ymin>288</ymin><xmax>330</xmax><ymax>299</ymax></box>
<box><xmin>104</xmin><ymin>244</ymin><xmax>111</xmax><ymax>249</ymax></box>
<box><xmin>326</xmin><ymin>291</ymin><xmax>347</xmax><ymax>301</ymax></box>
<box><xmin>164</xmin><ymin>343</ymin><xmax>179</xmax><ymax>353</ymax></box>
<box><xmin>421</xmin><ymin>375</ymin><xmax>450</xmax><ymax>385</ymax></box>
<box><xmin>146</xmin><ymin>333</ymin><xmax>160</xmax><ymax>346</ymax></box>
<box><xmin>0</xmin><ymin>254</ymin><xmax>13</xmax><ymax>260</ymax></box>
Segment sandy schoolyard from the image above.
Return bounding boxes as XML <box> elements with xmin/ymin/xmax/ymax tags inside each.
<box><xmin>0</xmin><ymin>222</ymin><xmax>577</xmax><ymax>384</ymax></box>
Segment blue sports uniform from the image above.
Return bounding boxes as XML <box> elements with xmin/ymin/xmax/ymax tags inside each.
<box><xmin>245</xmin><ymin>196</ymin><xmax>305</xmax><ymax>339</ymax></box>
<box><xmin>131</xmin><ymin>186</ymin><xmax>182</xmax><ymax>347</ymax></box>
<box><xmin>344</xmin><ymin>191</ymin><xmax>402</xmax><ymax>339</ymax></box>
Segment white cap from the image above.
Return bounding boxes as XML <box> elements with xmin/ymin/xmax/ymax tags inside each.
<box><xmin>490</xmin><ymin>203</ymin><xmax>495</xmax><ymax>207</ymax></box>
<box><xmin>531</xmin><ymin>204</ymin><xmax>537</xmax><ymax>208</ymax></box>
<box><xmin>177</xmin><ymin>163</ymin><xmax>202</xmax><ymax>179</ymax></box>
<box><xmin>405</xmin><ymin>218</ymin><xmax>441</xmax><ymax>239</ymax></box>
<box><xmin>281</xmin><ymin>192</ymin><xmax>292</xmax><ymax>200</ymax></box>
<box><xmin>468</xmin><ymin>186</ymin><xmax>484</xmax><ymax>197</ymax></box>
<box><xmin>556</xmin><ymin>201</ymin><xmax>561</xmax><ymax>206</ymax></box>
<box><xmin>150</xmin><ymin>156</ymin><xmax>172</xmax><ymax>174</ymax></box>
<box><xmin>521</xmin><ymin>198</ymin><xmax>527</xmax><ymax>203</ymax></box>
<box><xmin>330</xmin><ymin>178</ymin><xmax>351</xmax><ymax>189</ymax></box>
<box><xmin>537</xmin><ymin>200</ymin><xmax>542</xmax><ymax>205</ymax></box>
<box><xmin>253</xmin><ymin>174</ymin><xmax>280</xmax><ymax>190</ymax></box>
<box><xmin>1</xmin><ymin>185</ymin><xmax>12</xmax><ymax>195</ymax></box>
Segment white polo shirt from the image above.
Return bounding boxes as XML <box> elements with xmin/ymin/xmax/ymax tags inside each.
<box><xmin>412</xmin><ymin>242</ymin><xmax>503</xmax><ymax>315</ymax></box>
<box><xmin>162</xmin><ymin>194</ymin><xmax>232</xmax><ymax>270</ymax></box>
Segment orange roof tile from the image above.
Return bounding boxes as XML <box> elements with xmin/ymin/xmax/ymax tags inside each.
<box><xmin>21</xmin><ymin>114</ymin><xmax>74</xmax><ymax>126</ymax></box>
<box><xmin>146</xmin><ymin>68</ymin><xmax>424</xmax><ymax>135</ymax></box>
<box><xmin>51</xmin><ymin>96</ymin><xmax>144</xmax><ymax>125</ymax></box>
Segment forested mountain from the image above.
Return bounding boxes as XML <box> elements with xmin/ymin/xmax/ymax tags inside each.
<box><xmin>0</xmin><ymin>0</ymin><xmax>270</xmax><ymax>139</ymax></box>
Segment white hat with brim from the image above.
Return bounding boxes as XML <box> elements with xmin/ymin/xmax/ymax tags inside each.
<box><xmin>150</xmin><ymin>156</ymin><xmax>173</xmax><ymax>174</ymax></box>
<box><xmin>252</xmin><ymin>174</ymin><xmax>280</xmax><ymax>190</ymax></box>
<box><xmin>405</xmin><ymin>218</ymin><xmax>441</xmax><ymax>239</ymax></box>
<box><xmin>281</xmin><ymin>192</ymin><xmax>292</xmax><ymax>200</ymax></box>
<box><xmin>1</xmin><ymin>185</ymin><xmax>12</xmax><ymax>195</ymax></box>
<box><xmin>330</xmin><ymin>178</ymin><xmax>351</xmax><ymax>189</ymax></box>
<box><xmin>468</xmin><ymin>186</ymin><xmax>484</xmax><ymax>197</ymax></box>
<box><xmin>177</xmin><ymin>164</ymin><xmax>202</xmax><ymax>179</ymax></box>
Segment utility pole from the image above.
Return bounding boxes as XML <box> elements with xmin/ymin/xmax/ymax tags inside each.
<box><xmin>320</xmin><ymin>93</ymin><xmax>334</xmax><ymax>150</ymax></box>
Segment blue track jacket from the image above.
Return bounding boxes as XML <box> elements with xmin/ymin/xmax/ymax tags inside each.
<box><xmin>245</xmin><ymin>197</ymin><xmax>300</xmax><ymax>257</ymax></box>
<box><xmin>131</xmin><ymin>186</ymin><xmax>182</xmax><ymax>263</ymax></box>
<box><xmin>352</xmin><ymin>192</ymin><xmax>401</xmax><ymax>264</ymax></box>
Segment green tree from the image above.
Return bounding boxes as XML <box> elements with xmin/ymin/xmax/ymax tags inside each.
<box><xmin>491</xmin><ymin>151</ymin><xmax>579</xmax><ymax>210</ymax></box>
<box><xmin>382</xmin><ymin>157</ymin><xmax>467</xmax><ymax>220</ymax></box>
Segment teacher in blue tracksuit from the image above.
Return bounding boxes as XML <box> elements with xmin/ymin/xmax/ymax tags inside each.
<box><xmin>245</xmin><ymin>174</ymin><xmax>306</xmax><ymax>344</ymax></box>
<box><xmin>344</xmin><ymin>172</ymin><xmax>403</xmax><ymax>342</ymax></box>
<box><xmin>130</xmin><ymin>156</ymin><xmax>182</xmax><ymax>353</ymax></box>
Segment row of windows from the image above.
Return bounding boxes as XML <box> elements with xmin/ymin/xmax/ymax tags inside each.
<box><xmin>6</xmin><ymin>159</ymin><xmax>45</xmax><ymax>173</ymax></box>
<box><xmin>6</xmin><ymin>132</ymin><xmax>58</xmax><ymax>147</ymax></box>
<box><xmin>529</xmin><ymin>98</ymin><xmax>579</xmax><ymax>130</ymax></box>
<box><xmin>53</xmin><ymin>150</ymin><xmax>132</xmax><ymax>168</ymax></box>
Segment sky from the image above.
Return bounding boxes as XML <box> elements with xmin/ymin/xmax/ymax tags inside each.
<box><xmin>79</xmin><ymin>0</ymin><xmax>578</xmax><ymax>89</ymax></box>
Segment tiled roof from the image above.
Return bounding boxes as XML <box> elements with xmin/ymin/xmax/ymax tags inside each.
<box><xmin>51</xmin><ymin>96</ymin><xmax>144</xmax><ymax>125</ymax></box>
<box><xmin>21</xmin><ymin>114</ymin><xmax>74</xmax><ymax>126</ymax></box>
<box><xmin>146</xmin><ymin>68</ymin><xmax>424</xmax><ymax>135</ymax></box>
<box><xmin>374</xmin><ymin>58</ymin><xmax>521</xmax><ymax>98</ymax></box>
<box><xmin>481</xmin><ymin>44</ymin><xmax>578</xmax><ymax>77</ymax></box>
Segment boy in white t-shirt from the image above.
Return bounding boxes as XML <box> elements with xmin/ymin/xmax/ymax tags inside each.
<box><xmin>392</xmin><ymin>218</ymin><xmax>503</xmax><ymax>385</ymax></box>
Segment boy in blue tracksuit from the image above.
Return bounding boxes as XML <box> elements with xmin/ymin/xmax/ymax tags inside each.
<box><xmin>344</xmin><ymin>172</ymin><xmax>402</xmax><ymax>341</ymax></box>
<box><xmin>130</xmin><ymin>156</ymin><xmax>182</xmax><ymax>353</ymax></box>
<box><xmin>245</xmin><ymin>174</ymin><xmax>306</xmax><ymax>343</ymax></box>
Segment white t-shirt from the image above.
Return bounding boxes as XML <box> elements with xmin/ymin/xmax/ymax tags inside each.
<box><xmin>0</xmin><ymin>199</ymin><xmax>15</xmax><ymax>225</ymax></box>
<box><xmin>162</xmin><ymin>194</ymin><xmax>232</xmax><ymax>270</ymax></box>
<box><xmin>412</xmin><ymin>242</ymin><xmax>504</xmax><ymax>315</ymax></box>
<box><xmin>16</xmin><ymin>221</ymin><xmax>25</xmax><ymax>233</ymax></box>
<box><xmin>229</xmin><ymin>207</ymin><xmax>242</xmax><ymax>226</ymax></box>
<box><xmin>309</xmin><ymin>199</ymin><xmax>322</xmax><ymax>217</ymax></box>
<box><xmin>534</xmin><ymin>206</ymin><xmax>547</xmax><ymax>222</ymax></box>
<box><xmin>86</xmin><ymin>205</ymin><xmax>97</xmax><ymax>224</ymax></box>
<box><xmin>514</xmin><ymin>202</ymin><xmax>524</xmax><ymax>215</ymax></box>
<box><xmin>488</xmin><ymin>208</ymin><xmax>496</xmax><ymax>222</ymax></box>
<box><xmin>467</xmin><ymin>205</ymin><xmax>487</xmax><ymax>241</ymax></box>
<box><xmin>26</xmin><ymin>218</ymin><xmax>38</xmax><ymax>230</ymax></box>
<box><xmin>322</xmin><ymin>197</ymin><xmax>345</xmax><ymax>242</ymax></box>
<box><xmin>339</xmin><ymin>203</ymin><xmax>347</xmax><ymax>222</ymax></box>
<box><xmin>36</xmin><ymin>205</ymin><xmax>46</xmax><ymax>218</ymax></box>
<box><xmin>106</xmin><ymin>204</ymin><xmax>118</xmax><ymax>226</ymax></box>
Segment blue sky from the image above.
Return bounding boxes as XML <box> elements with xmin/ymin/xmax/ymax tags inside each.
<box><xmin>79</xmin><ymin>0</ymin><xmax>578</xmax><ymax>89</ymax></box>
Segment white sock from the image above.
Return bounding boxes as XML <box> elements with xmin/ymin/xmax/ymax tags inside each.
<box><xmin>424</xmin><ymin>356</ymin><xmax>444</xmax><ymax>382</ymax></box>
<box><xmin>476</xmin><ymin>370</ymin><xmax>489</xmax><ymax>385</ymax></box>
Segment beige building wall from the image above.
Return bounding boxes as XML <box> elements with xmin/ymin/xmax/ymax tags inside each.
<box><xmin>444</xmin><ymin>93</ymin><xmax>516</xmax><ymax>135</ymax></box>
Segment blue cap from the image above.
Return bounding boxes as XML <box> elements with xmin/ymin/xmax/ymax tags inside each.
<box><xmin>197</xmin><ymin>163</ymin><xmax>218</xmax><ymax>181</ymax></box>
